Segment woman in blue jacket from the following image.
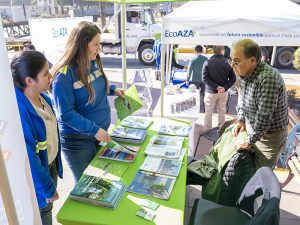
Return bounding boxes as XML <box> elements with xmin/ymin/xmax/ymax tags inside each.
<box><xmin>51</xmin><ymin>21</ymin><xmax>124</xmax><ymax>183</ymax></box>
<box><xmin>11</xmin><ymin>50</ymin><xmax>63</xmax><ymax>225</ymax></box>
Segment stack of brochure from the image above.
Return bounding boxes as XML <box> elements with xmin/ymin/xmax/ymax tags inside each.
<box><xmin>98</xmin><ymin>141</ymin><xmax>138</xmax><ymax>163</ymax></box>
<box><xmin>127</xmin><ymin>171</ymin><xmax>176</xmax><ymax>200</ymax></box>
<box><xmin>158</xmin><ymin>124</ymin><xmax>191</xmax><ymax>137</ymax></box>
<box><xmin>110</xmin><ymin>126</ymin><xmax>147</xmax><ymax>144</ymax></box>
<box><xmin>120</xmin><ymin>116</ymin><xmax>153</xmax><ymax>129</ymax></box>
<box><xmin>127</xmin><ymin>129</ymin><xmax>187</xmax><ymax>200</ymax></box>
<box><xmin>139</xmin><ymin>152</ymin><xmax>185</xmax><ymax>177</ymax></box>
<box><xmin>70</xmin><ymin>174</ymin><xmax>126</xmax><ymax>209</ymax></box>
<box><xmin>144</xmin><ymin>135</ymin><xmax>184</xmax><ymax>158</ymax></box>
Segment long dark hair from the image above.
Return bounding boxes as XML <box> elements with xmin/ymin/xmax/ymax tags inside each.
<box><xmin>11</xmin><ymin>50</ymin><xmax>47</xmax><ymax>91</ymax></box>
<box><xmin>51</xmin><ymin>21</ymin><xmax>108</xmax><ymax>104</ymax></box>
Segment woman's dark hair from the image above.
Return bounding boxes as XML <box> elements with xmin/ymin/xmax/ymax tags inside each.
<box><xmin>11</xmin><ymin>50</ymin><xmax>47</xmax><ymax>91</ymax></box>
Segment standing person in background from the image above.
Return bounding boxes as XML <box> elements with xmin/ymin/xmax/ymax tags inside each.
<box><xmin>11</xmin><ymin>50</ymin><xmax>62</xmax><ymax>225</ymax></box>
<box><xmin>202</xmin><ymin>45</ymin><xmax>236</xmax><ymax>130</ymax></box>
<box><xmin>186</xmin><ymin>45</ymin><xmax>208</xmax><ymax>113</ymax></box>
<box><xmin>23</xmin><ymin>42</ymin><xmax>53</xmax><ymax>68</ymax></box>
<box><xmin>171</xmin><ymin>44</ymin><xmax>187</xmax><ymax>70</ymax></box>
<box><xmin>23</xmin><ymin>42</ymin><xmax>36</xmax><ymax>51</ymax></box>
<box><xmin>160</xmin><ymin>3</ymin><xmax>165</xmax><ymax>17</ymax></box>
<box><xmin>231</xmin><ymin>39</ymin><xmax>288</xmax><ymax>169</ymax></box>
<box><xmin>153</xmin><ymin>33</ymin><xmax>162</xmax><ymax>80</ymax></box>
<box><xmin>51</xmin><ymin>21</ymin><xmax>124</xmax><ymax>183</ymax></box>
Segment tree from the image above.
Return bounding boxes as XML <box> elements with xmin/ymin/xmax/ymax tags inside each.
<box><xmin>293</xmin><ymin>47</ymin><xmax>300</xmax><ymax>71</ymax></box>
<box><xmin>100</xmin><ymin>2</ymin><xmax>106</xmax><ymax>28</ymax></box>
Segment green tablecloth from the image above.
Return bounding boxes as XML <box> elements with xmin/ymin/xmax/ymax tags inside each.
<box><xmin>57</xmin><ymin>118</ymin><xmax>188</xmax><ymax>225</ymax></box>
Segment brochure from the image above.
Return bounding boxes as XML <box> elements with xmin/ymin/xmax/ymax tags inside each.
<box><xmin>84</xmin><ymin>160</ymin><xmax>129</xmax><ymax>181</ymax></box>
<box><xmin>144</xmin><ymin>135</ymin><xmax>184</xmax><ymax>158</ymax></box>
<box><xmin>158</xmin><ymin>124</ymin><xmax>191</xmax><ymax>137</ymax></box>
<box><xmin>127</xmin><ymin>170</ymin><xmax>176</xmax><ymax>200</ymax></box>
<box><xmin>120</xmin><ymin>116</ymin><xmax>153</xmax><ymax>129</ymax></box>
<box><xmin>140</xmin><ymin>156</ymin><xmax>182</xmax><ymax>177</ymax></box>
<box><xmin>70</xmin><ymin>174</ymin><xmax>126</xmax><ymax>209</ymax></box>
<box><xmin>100</xmin><ymin>141</ymin><xmax>138</xmax><ymax>155</ymax></box>
<box><xmin>98</xmin><ymin>147</ymin><xmax>136</xmax><ymax>163</ymax></box>
<box><xmin>114</xmin><ymin>85</ymin><xmax>143</xmax><ymax>120</ymax></box>
<box><xmin>111</xmin><ymin>126</ymin><xmax>147</xmax><ymax>144</ymax></box>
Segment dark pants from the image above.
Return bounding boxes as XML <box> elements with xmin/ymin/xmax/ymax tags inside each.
<box><xmin>60</xmin><ymin>134</ymin><xmax>99</xmax><ymax>184</ymax></box>
<box><xmin>193</xmin><ymin>82</ymin><xmax>205</xmax><ymax>113</ymax></box>
<box><xmin>39</xmin><ymin>161</ymin><xmax>57</xmax><ymax>225</ymax></box>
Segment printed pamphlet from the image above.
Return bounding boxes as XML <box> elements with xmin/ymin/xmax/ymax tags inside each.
<box><xmin>120</xmin><ymin>116</ymin><xmax>153</xmax><ymax>129</ymax></box>
<box><xmin>114</xmin><ymin>85</ymin><xmax>143</xmax><ymax>120</ymax></box>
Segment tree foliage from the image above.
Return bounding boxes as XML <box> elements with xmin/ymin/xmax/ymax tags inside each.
<box><xmin>293</xmin><ymin>47</ymin><xmax>300</xmax><ymax>71</ymax></box>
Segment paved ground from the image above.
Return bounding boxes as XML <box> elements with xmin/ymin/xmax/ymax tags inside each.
<box><xmin>52</xmin><ymin>52</ymin><xmax>300</xmax><ymax>224</ymax></box>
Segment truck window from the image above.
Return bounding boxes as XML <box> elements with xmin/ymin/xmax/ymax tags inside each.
<box><xmin>127</xmin><ymin>11</ymin><xmax>141</xmax><ymax>24</ymax></box>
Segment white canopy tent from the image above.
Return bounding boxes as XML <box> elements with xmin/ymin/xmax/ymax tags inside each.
<box><xmin>160</xmin><ymin>0</ymin><xmax>300</xmax><ymax>116</ymax></box>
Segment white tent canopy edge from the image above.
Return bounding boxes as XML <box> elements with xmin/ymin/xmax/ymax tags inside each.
<box><xmin>159</xmin><ymin>0</ymin><xmax>300</xmax><ymax>117</ymax></box>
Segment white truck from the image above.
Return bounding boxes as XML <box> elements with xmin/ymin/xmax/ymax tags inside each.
<box><xmin>101</xmin><ymin>4</ymin><xmax>161</xmax><ymax>65</ymax></box>
<box><xmin>260</xmin><ymin>46</ymin><xmax>297</xmax><ymax>69</ymax></box>
<box><xmin>27</xmin><ymin>5</ymin><xmax>160</xmax><ymax>65</ymax></box>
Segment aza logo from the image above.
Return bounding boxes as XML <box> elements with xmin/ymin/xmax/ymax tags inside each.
<box><xmin>165</xmin><ymin>30</ymin><xmax>194</xmax><ymax>38</ymax></box>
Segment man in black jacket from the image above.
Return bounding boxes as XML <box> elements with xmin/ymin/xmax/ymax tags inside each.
<box><xmin>202</xmin><ymin>45</ymin><xmax>236</xmax><ymax>130</ymax></box>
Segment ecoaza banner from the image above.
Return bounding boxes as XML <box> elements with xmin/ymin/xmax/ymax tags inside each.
<box><xmin>29</xmin><ymin>16</ymin><xmax>93</xmax><ymax>65</ymax></box>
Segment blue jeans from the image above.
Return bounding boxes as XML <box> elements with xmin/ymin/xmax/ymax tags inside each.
<box><xmin>39</xmin><ymin>161</ymin><xmax>57</xmax><ymax>225</ymax></box>
<box><xmin>60</xmin><ymin>134</ymin><xmax>99</xmax><ymax>183</ymax></box>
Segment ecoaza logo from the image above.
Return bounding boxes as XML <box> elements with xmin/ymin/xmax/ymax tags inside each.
<box><xmin>165</xmin><ymin>30</ymin><xmax>195</xmax><ymax>38</ymax></box>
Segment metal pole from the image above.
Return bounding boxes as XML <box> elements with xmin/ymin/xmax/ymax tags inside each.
<box><xmin>270</xmin><ymin>46</ymin><xmax>277</xmax><ymax>66</ymax></box>
<box><xmin>10</xmin><ymin>0</ymin><xmax>15</xmax><ymax>21</ymax></box>
<box><xmin>121</xmin><ymin>3</ymin><xmax>127</xmax><ymax>89</ymax></box>
<box><xmin>160</xmin><ymin>18</ymin><xmax>165</xmax><ymax>118</ymax></box>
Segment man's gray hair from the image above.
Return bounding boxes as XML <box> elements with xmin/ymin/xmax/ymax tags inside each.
<box><xmin>232</xmin><ymin>39</ymin><xmax>261</xmax><ymax>62</ymax></box>
<box><xmin>213</xmin><ymin>45</ymin><xmax>224</xmax><ymax>54</ymax></box>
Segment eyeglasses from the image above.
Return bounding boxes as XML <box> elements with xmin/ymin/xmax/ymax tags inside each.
<box><xmin>228</xmin><ymin>58</ymin><xmax>248</xmax><ymax>68</ymax></box>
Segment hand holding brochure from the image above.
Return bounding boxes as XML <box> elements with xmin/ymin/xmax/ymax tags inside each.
<box><xmin>114</xmin><ymin>85</ymin><xmax>143</xmax><ymax>120</ymax></box>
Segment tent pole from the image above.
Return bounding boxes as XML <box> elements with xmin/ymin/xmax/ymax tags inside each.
<box><xmin>270</xmin><ymin>46</ymin><xmax>277</xmax><ymax>66</ymax></box>
<box><xmin>121</xmin><ymin>3</ymin><xmax>127</xmax><ymax>89</ymax></box>
<box><xmin>167</xmin><ymin>44</ymin><xmax>173</xmax><ymax>85</ymax></box>
<box><xmin>0</xmin><ymin>143</ymin><xmax>20</xmax><ymax>225</ymax></box>
<box><xmin>160</xmin><ymin>17</ymin><xmax>166</xmax><ymax>118</ymax></box>
<box><xmin>160</xmin><ymin>43</ymin><xmax>166</xmax><ymax>118</ymax></box>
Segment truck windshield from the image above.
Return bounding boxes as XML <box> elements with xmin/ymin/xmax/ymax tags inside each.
<box><xmin>145</xmin><ymin>9</ymin><xmax>156</xmax><ymax>24</ymax></box>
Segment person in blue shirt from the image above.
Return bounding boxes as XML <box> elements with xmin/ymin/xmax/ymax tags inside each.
<box><xmin>153</xmin><ymin>33</ymin><xmax>162</xmax><ymax>80</ymax></box>
<box><xmin>11</xmin><ymin>50</ymin><xmax>63</xmax><ymax>225</ymax></box>
<box><xmin>51</xmin><ymin>21</ymin><xmax>124</xmax><ymax>183</ymax></box>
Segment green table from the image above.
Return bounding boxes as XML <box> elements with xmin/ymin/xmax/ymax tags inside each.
<box><xmin>57</xmin><ymin>118</ymin><xmax>188</xmax><ymax>225</ymax></box>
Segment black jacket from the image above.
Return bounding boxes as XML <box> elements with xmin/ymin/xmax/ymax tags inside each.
<box><xmin>202</xmin><ymin>54</ymin><xmax>236</xmax><ymax>93</ymax></box>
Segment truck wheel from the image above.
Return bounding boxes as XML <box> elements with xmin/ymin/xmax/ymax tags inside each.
<box><xmin>260</xmin><ymin>47</ymin><xmax>269</xmax><ymax>63</ymax></box>
<box><xmin>138</xmin><ymin>44</ymin><xmax>155</xmax><ymax>66</ymax></box>
<box><xmin>274</xmin><ymin>47</ymin><xmax>295</xmax><ymax>68</ymax></box>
